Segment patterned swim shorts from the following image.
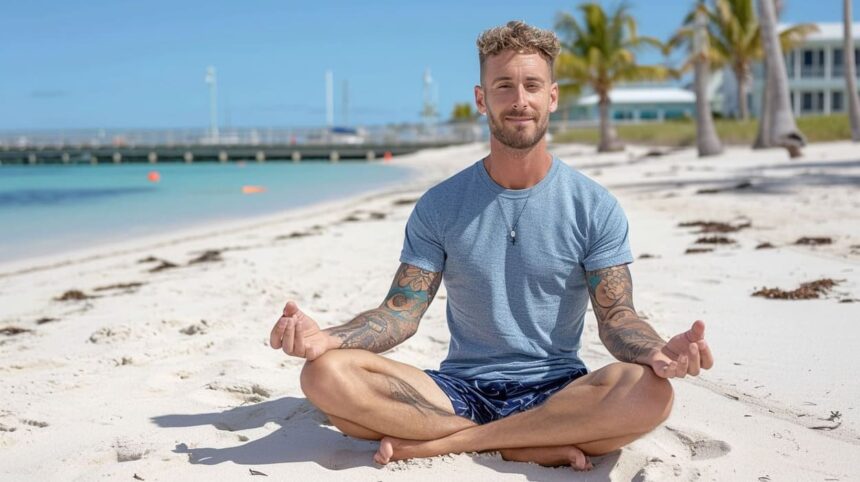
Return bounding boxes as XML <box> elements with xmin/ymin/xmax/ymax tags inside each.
<box><xmin>424</xmin><ymin>367</ymin><xmax>589</xmax><ymax>425</ymax></box>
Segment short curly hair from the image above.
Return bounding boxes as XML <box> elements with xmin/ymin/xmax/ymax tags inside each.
<box><xmin>476</xmin><ymin>20</ymin><xmax>561</xmax><ymax>82</ymax></box>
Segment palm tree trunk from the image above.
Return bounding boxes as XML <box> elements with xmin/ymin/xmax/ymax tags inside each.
<box><xmin>753</xmin><ymin>60</ymin><xmax>772</xmax><ymax>148</ymax></box>
<box><xmin>694</xmin><ymin>4</ymin><xmax>723</xmax><ymax>156</ymax></box>
<box><xmin>735</xmin><ymin>64</ymin><xmax>750</xmax><ymax>120</ymax></box>
<box><xmin>597</xmin><ymin>92</ymin><xmax>623</xmax><ymax>152</ymax></box>
<box><xmin>757</xmin><ymin>0</ymin><xmax>805</xmax><ymax>157</ymax></box>
<box><xmin>845</xmin><ymin>0</ymin><xmax>860</xmax><ymax>141</ymax></box>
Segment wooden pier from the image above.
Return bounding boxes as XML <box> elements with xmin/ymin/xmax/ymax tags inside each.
<box><xmin>0</xmin><ymin>142</ymin><xmax>459</xmax><ymax>165</ymax></box>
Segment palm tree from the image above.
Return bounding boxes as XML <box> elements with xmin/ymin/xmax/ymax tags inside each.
<box><xmin>554</xmin><ymin>2</ymin><xmax>671</xmax><ymax>152</ymax></box>
<box><xmin>845</xmin><ymin>0</ymin><xmax>860</xmax><ymax>141</ymax></box>
<box><xmin>693</xmin><ymin>1</ymin><xmax>724</xmax><ymax>156</ymax></box>
<box><xmin>756</xmin><ymin>0</ymin><xmax>804</xmax><ymax>157</ymax></box>
<box><xmin>691</xmin><ymin>0</ymin><xmax>816</xmax><ymax>120</ymax></box>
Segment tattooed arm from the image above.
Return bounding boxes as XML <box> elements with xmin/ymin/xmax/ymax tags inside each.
<box><xmin>585</xmin><ymin>264</ymin><xmax>665</xmax><ymax>364</ymax></box>
<box><xmin>271</xmin><ymin>263</ymin><xmax>442</xmax><ymax>359</ymax></box>
<box><xmin>585</xmin><ymin>264</ymin><xmax>715</xmax><ymax>378</ymax></box>
<box><xmin>323</xmin><ymin>263</ymin><xmax>442</xmax><ymax>353</ymax></box>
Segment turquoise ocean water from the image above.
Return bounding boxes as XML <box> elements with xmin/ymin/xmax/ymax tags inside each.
<box><xmin>0</xmin><ymin>162</ymin><xmax>412</xmax><ymax>263</ymax></box>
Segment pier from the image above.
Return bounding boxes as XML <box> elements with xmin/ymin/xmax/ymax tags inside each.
<box><xmin>0</xmin><ymin>142</ymin><xmax>458</xmax><ymax>165</ymax></box>
<box><xmin>0</xmin><ymin>124</ymin><xmax>485</xmax><ymax>165</ymax></box>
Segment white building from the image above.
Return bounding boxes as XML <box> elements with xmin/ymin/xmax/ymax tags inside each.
<box><xmin>750</xmin><ymin>22</ymin><xmax>860</xmax><ymax>117</ymax></box>
<box><xmin>563</xmin><ymin>87</ymin><xmax>695</xmax><ymax>123</ymax></box>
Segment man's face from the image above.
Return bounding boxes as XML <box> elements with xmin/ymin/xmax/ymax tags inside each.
<box><xmin>475</xmin><ymin>51</ymin><xmax>558</xmax><ymax>150</ymax></box>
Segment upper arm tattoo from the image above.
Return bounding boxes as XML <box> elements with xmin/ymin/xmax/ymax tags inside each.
<box><xmin>586</xmin><ymin>265</ymin><xmax>638</xmax><ymax>323</ymax></box>
<box><xmin>585</xmin><ymin>264</ymin><xmax>665</xmax><ymax>363</ymax></box>
<box><xmin>326</xmin><ymin>263</ymin><xmax>442</xmax><ymax>352</ymax></box>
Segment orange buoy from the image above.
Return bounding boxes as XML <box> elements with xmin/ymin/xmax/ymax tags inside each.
<box><xmin>147</xmin><ymin>171</ymin><xmax>161</xmax><ymax>183</ymax></box>
<box><xmin>241</xmin><ymin>185</ymin><xmax>266</xmax><ymax>194</ymax></box>
<box><xmin>383</xmin><ymin>151</ymin><xmax>393</xmax><ymax>162</ymax></box>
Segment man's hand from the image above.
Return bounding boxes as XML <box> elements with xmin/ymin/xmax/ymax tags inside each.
<box><xmin>269</xmin><ymin>301</ymin><xmax>333</xmax><ymax>361</ymax></box>
<box><xmin>646</xmin><ymin>320</ymin><xmax>714</xmax><ymax>379</ymax></box>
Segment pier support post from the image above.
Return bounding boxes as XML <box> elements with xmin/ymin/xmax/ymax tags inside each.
<box><xmin>113</xmin><ymin>152</ymin><xmax>122</xmax><ymax>163</ymax></box>
<box><xmin>256</xmin><ymin>150</ymin><xmax>266</xmax><ymax>162</ymax></box>
<box><xmin>148</xmin><ymin>152</ymin><xmax>158</xmax><ymax>163</ymax></box>
<box><xmin>184</xmin><ymin>152</ymin><xmax>194</xmax><ymax>163</ymax></box>
<box><xmin>329</xmin><ymin>151</ymin><xmax>340</xmax><ymax>162</ymax></box>
<box><xmin>291</xmin><ymin>151</ymin><xmax>301</xmax><ymax>163</ymax></box>
<box><xmin>27</xmin><ymin>153</ymin><xmax>37</xmax><ymax>164</ymax></box>
<box><xmin>366</xmin><ymin>150</ymin><xmax>376</xmax><ymax>160</ymax></box>
<box><xmin>61</xmin><ymin>152</ymin><xmax>70</xmax><ymax>164</ymax></box>
<box><xmin>218</xmin><ymin>150</ymin><xmax>228</xmax><ymax>163</ymax></box>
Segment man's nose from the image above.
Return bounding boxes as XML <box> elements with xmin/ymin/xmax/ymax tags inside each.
<box><xmin>512</xmin><ymin>85</ymin><xmax>527</xmax><ymax>110</ymax></box>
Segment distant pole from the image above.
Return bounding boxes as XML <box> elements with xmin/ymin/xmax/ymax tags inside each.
<box><xmin>205</xmin><ymin>66</ymin><xmax>219</xmax><ymax>142</ymax></box>
<box><xmin>326</xmin><ymin>70</ymin><xmax>334</xmax><ymax>127</ymax></box>
<box><xmin>421</xmin><ymin>68</ymin><xmax>439</xmax><ymax>132</ymax></box>
<box><xmin>343</xmin><ymin>79</ymin><xmax>349</xmax><ymax>127</ymax></box>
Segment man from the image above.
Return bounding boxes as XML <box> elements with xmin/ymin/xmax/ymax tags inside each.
<box><xmin>269</xmin><ymin>20</ymin><xmax>713</xmax><ymax>471</ymax></box>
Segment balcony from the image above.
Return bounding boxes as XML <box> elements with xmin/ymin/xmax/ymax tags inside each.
<box><xmin>800</xmin><ymin>66</ymin><xmax>826</xmax><ymax>78</ymax></box>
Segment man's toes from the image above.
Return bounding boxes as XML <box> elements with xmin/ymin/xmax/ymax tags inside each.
<box><xmin>568</xmin><ymin>446</ymin><xmax>592</xmax><ymax>471</ymax></box>
<box><xmin>374</xmin><ymin>437</ymin><xmax>395</xmax><ymax>465</ymax></box>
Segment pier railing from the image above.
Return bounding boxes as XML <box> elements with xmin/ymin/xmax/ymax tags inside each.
<box><xmin>0</xmin><ymin>123</ymin><xmax>489</xmax><ymax>164</ymax></box>
<box><xmin>0</xmin><ymin>124</ymin><xmax>486</xmax><ymax>149</ymax></box>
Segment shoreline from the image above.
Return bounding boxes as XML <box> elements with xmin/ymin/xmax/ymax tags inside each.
<box><xmin>0</xmin><ymin>144</ymin><xmax>482</xmax><ymax>277</ymax></box>
<box><xmin>1</xmin><ymin>141</ymin><xmax>858</xmax><ymax>481</ymax></box>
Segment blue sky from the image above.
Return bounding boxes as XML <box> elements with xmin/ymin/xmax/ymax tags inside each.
<box><xmin>1</xmin><ymin>0</ymin><xmax>855</xmax><ymax>130</ymax></box>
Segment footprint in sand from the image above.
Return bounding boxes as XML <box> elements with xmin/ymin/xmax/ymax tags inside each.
<box><xmin>113</xmin><ymin>437</ymin><xmax>151</xmax><ymax>462</ymax></box>
<box><xmin>205</xmin><ymin>380</ymin><xmax>273</xmax><ymax>404</ymax></box>
<box><xmin>665</xmin><ymin>426</ymin><xmax>731</xmax><ymax>461</ymax></box>
<box><xmin>88</xmin><ymin>325</ymin><xmax>132</xmax><ymax>344</ymax></box>
<box><xmin>633</xmin><ymin>457</ymin><xmax>699</xmax><ymax>482</ymax></box>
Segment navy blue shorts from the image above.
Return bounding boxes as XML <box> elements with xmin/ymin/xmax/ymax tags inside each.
<box><xmin>424</xmin><ymin>367</ymin><xmax>589</xmax><ymax>425</ymax></box>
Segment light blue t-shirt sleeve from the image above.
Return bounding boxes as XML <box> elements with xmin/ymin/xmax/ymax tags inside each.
<box><xmin>399</xmin><ymin>195</ymin><xmax>445</xmax><ymax>273</ymax></box>
<box><xmin>583</xmin><ymin>195</ymin><xmax>634</xmax><ymax>271</ymax></box>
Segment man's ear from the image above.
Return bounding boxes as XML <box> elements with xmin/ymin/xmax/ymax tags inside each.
<box><xmin>549</xmin><ymin>82</ymin><xmax>559</xmax><ymax>113</ymax></box>
<box><xmin>474</xmin><ymin>85</ymin><xmax>487</xmax><ymax>115</ymax></box>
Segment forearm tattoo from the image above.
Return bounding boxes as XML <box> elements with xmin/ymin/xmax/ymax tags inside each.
<box><xmin>386</xmin><ymin>374</ymin><xmax>454</xmax><ymax>417</ymax></box>
<box><xmin>326</xmin><ymin>263</ymin><xmax>441</xmax><ymax>353</ymax></box>
<box><xmin>586</xmin><ymin>265</ymin><xmax>665</xmax><ymax>363</ymax></box>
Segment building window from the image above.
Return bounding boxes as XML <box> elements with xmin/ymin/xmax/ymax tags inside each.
<box><xmin>801</xmin><ymin>91</ymin><xmax>825</xmax><ymax>114</ymax></box>
<box><xmin>801</xmin><ymin>49</ymin><xmax>825</xmax><ymax>78</ymax></box>
<box><xmin>833</xmin><ymin>48</ymin><xmax>844</xmax><ymax>78</ymax></box>
<box><xmin>832</xmin><ymin>91</ymin><xmax>844</xmax><ymax>112</ymax></box>
<box><xmin>786</xmin><ymin>51</ymin><xmax>795</xmax><ymax>78</ymax></box>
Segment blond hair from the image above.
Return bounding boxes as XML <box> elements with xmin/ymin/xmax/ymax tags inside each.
<box><xmin>476</xmin><ymin>20</ymin><xmax>561</xmax><ymax>81</ymax></box>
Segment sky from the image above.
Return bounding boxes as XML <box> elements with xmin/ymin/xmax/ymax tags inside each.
<box><xmin>1</xmin><ymin>0</ymin><xmax>856</xmax><ymax>131</ymax></box>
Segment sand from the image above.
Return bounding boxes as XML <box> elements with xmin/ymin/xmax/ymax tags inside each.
<box><xmin>1</xmin><ymin>141</ymin><xmax>858</xmax><ymax>481</ymax></box>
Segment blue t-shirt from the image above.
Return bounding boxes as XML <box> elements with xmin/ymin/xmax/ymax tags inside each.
<box><xmin>400</xmin><ymin>156</ymin><xmax>633</xmax><ymax>382</ymax></box>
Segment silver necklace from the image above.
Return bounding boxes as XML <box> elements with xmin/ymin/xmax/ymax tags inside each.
<box><xmin>495</xmin><ymin>192</ymin><xmax>532</xmax><ymax>245</ymax></box>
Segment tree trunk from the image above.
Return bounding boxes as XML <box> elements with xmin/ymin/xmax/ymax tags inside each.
<box><xmin>845</xmin><ymin>0</ymin><xmax>860</xmax><ymax>141</ymax></box>
<box><xmin>597</xmin><ymin>93</ymin><xmax>623</xmax><ymax>152</ymax></box>
<box><xmin>753</xmin><ymin>59</ymin><xmax>772</xmax><ymax>148</ymax></box>
<box><xmin>736</xmin><ymin>64</ymin><xmax>750</xmax><ymax>120</ymax></box>
<box><xmin>757</xmin><ymin>0</ymin><xmax>805</xmax><ymax>157</ymax></box>
<box><xmin>694</xmin><ymin>4</ymin><xmax>724</xmax><ymax>156</ymax></box>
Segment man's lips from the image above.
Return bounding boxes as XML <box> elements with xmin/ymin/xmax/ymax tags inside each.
<box><xmin>505</xmin><ymin>116</ymin><xmax>534</xmax><ymax>122</ymax></box>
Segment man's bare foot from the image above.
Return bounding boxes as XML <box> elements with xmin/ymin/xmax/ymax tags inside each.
<box><xmin>373</xmin><ymin>437</ymin><xmax>426</xmax><ymax>465</ymax></box>
<box><xmin>375</xmin><ymin>437</ymin><xmax>592</xmax><ymax>471</ymax></box>
<box><xmin>500</xmin><ymin>445</ymin><xmax>593</xmax><ymax>471</ymax></box>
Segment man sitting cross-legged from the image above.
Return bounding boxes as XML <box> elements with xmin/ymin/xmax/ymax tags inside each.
<box><xmin>268</xmin><ymin>20</ymin><xmax>713</xmax><ymax>471</ymax></box>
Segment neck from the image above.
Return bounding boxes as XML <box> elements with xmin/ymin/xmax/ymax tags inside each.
<box><xmin>483</xmin><ymin>137</ymin><xmax>552</xmax><ymax>189</ymax></box>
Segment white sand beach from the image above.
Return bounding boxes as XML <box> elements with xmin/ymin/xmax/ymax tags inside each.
<box><xmin>1</xmin><ymin>141</ymin><xmax>858</xmax><ymax>481</ymax></box>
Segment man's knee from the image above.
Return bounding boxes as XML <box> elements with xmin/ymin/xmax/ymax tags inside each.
<box><xmin>596</xmin><ymin>363</ymin><xmax>674</xmax><ymax>429</ymax></box>
<box><xmin>300</xmin><ymin>350</ymin><xmax>356</xmax><ymax>408</ymax></box>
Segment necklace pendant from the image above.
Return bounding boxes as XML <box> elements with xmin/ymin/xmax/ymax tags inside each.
<box><xmin>511</xmin><ymin>229</ymin><xmax>516</xmax><ymax>245</ymax></box>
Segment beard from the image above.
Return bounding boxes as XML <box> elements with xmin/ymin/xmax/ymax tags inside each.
<box><xmin>486</xmin><ymin>106</ymin><xmax>549</xmax><ymax>150</ymax></box>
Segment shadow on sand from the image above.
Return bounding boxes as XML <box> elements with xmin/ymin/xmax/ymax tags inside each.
<box><xmin>152</xmin><ymin>397</ymin><xmax>377</xmax><ymax>471</ymax></box>
<box><xmin>152</xmin><ymin>396</ymin><xmax>618</xmax><ymax>480</ymax></box>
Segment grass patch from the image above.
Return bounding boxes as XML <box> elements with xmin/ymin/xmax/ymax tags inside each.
<box><xmin>553</xmin><ymin>115</ymin><xmax>853</xmax><ymax>147</ymax></box>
